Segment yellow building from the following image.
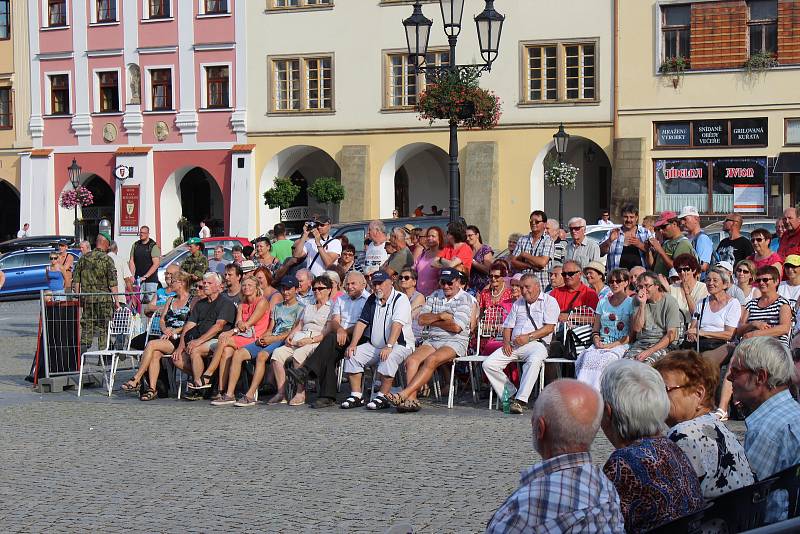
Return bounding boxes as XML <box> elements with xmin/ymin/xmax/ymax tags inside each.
<box><xmin>245</xmin><ymin>1</ymin><xmax>616</xmax><ymax>248</ymax></box>
<box><xmin>617</xmin><ymin>0</ymin><xmax>800</xmax><ymax>220</ymax></box>
<box><xmin>0</xmin><ymin>0</ymin><xmax>30</xmax><ymax>240</ymax></box>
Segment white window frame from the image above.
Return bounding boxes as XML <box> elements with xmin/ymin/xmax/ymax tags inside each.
<box><xmin>92</xmin><ymin>68</ymin><xmax>123</xmax><ymax>114</ymax></box>
<box><xmin>519</xmin><ymin>39</ymin><xmax>600</xmax><ymax>105</ymax></box>
<box><xmin>199</xmin><ymin>62</ymin><xmax>233</xmax><ymax>110</ymax></box>
<box><xmin>44</xmin><ymin>70</ymin><xmax>72</xmax><ymax>116</ymax></box>
<box><xmin>90</xmin><ymin>0</ymin><xmax>120</xmax><ymax>24</ymax></box>
<box><xmin>198</xmin><ymin>0</ymin><xmax>230</xmax><ymax>16</ymax></box>
<box><xmin>141</xmin><ymin>0</ymin><xmax>174</xmax><ymax>21</ymax></box>
<box><xmin>268</xmin><ymin>0</ymin><xmax>333</xmax><ymax>10</ymax></box>
<box><xmin>41</xmin><ymin>0</ymin><xmax>70</xmax><ymax>29</ymax></box>
<box><xmin>268</xmin><ymin>54</ymin><xmax>335</xmax><ymax>114</ymax></box>
<box><xmin>144</xmin><ymin>65</ymin><xmax>176</xmax><ymax>112</ymax></box>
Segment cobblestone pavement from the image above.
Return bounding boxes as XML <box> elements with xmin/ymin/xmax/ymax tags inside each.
<box><xmin>0</xmin><ymin>299</ymin><xmax>745</xmax><ymax>533</ymax></box>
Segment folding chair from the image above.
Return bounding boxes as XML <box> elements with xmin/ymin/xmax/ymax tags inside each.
<box><xmin>109</xmin><ymin>311</ymin><xmax>162</xmax><ymax>395</ymax></box>
<box><xmin>77</xmin><ymin>306</ymin><xmax>135</xmax><ymax>397</ymax></box>
<box><xmin>538</xmin><ymin>306</ymin><xmax>595</xmax><ymax>394</ymax></box>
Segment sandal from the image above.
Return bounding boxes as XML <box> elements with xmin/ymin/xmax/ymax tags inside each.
<box><xmin>384</xmin><ymin>392</ymin><xmax>405</xmax><ymax>407</ymax></box>
<box><xmin>139</xmin><ymin>388</ymin><xmax>158</xmax><ymax>401</ymax></box>
<box><xmin>396</xmin><ymin>398</ymin><xmax>421</xmax><ymax>413</ymax></box>
<box><xmin>366</xmin><ymin>395</ymin><xmax>390</xmax><ymax>411</ymax></box>
<box><xmin>121</xmin><ymin>379</ymin><xmax>140</xmax><ymax>392</ymax></box>
<box><xmin>340</xmin><ymin>395</ymin><xmax>364</xmax><ymax>409</ymax></box>
<box><xmin>188</xmin><ymin>374</ymin><xmax>213</xmax><ymax>390</ymax></box>
<box><xmin>712</xmin><ymin>407</ymin><xmax>729</xmax><ymax>422</ymax></box>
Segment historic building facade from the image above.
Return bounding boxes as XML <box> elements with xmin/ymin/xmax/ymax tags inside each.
<box><xmin>19</xmin><ymin>0</ymin><xmax>247</xmax><ymax>252</ymax></box>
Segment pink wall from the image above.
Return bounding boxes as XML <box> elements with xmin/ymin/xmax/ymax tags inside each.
<box><xmin>197</xmin><ymin>112</ymin><xmax>235</xmax><ymax>143</ymax></box>
<box><xmin>142</xmin><ymin>113</ymin><xmax>182</xmax><ymax>145</ymax></box>
<box><xmin>193</xmin><ymin>4</ymin><xmax>235</xmax><ymax>44</ymax></box>
<box><xmin>138</xmin><ymin>11</ymin><xmax>178</xmax><ymax>49</ymax></box>
<box><xmin>87</xmin><ymin>56</ymin><xmax>128</xmax><ymax>148</ymax></box>
<box><xmin>41</xmin><ymin>58</ymin><xmax>77</xmax><ymax>147</ymax></box>
<box><xmin>38</xmin><ymin>0</ymin><xmax>74</xmax><ymax>54</ymax></box>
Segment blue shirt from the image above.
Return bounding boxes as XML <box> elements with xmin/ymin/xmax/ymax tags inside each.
<box><xmin>744</xmin><ymin>389</ymin><xmax>800</xmax><ymax>523</ymax></box>
<box><xmin>487</xmin><ymin>452</ymin><xmax>625</xmax><ymax>534</ymax></box>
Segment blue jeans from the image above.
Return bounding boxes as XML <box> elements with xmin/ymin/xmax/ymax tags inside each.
<box><xmin>243</xmin><ymin>340</ymin><xmax>284</xmax><ymax>359</ymax></box>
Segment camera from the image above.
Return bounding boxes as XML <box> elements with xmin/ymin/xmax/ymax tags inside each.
<box><xmin>305</xmin><ymin>220</ymin><xmax>319</xmax><ymax>231</ymax></box>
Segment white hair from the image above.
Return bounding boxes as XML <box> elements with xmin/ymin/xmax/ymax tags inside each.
<box><xmin>296</xmin><ymin>268</ymin><xmax>311</xmax><ymax>281</ymax></box>
<box><xmin>532</xmin><ymin>379</ymin><xmax>602</xmax><ymax>454</ymax></box>
<box><xmin>203</xmin><ymin>272</ymin><xmax>222</xmax><ymax>284</ymax></box>
<box><xmin>733</xmin><ymin>337</ymin><xmax>797</xmax><ymax>388</ymax></box>
<box><xmin>368</xmin><ymin>220</ymin><xmax>386</xmax><ymax>234</ymax></box>
<box><xmin>344</xmin><ymin>271</ymin><xmax>366</xmax><ymax>285</ymax></box>
<box><xmin>109</xmin><ymin>241</ymin><xmax>118</xmax><ymax>252</ymax></box>
<box><xmin>600</xmin><ymin>360</ymin><xmax>669</xmax><ymax>442</ymax></box>
<box><xmin>568</xmin><ymin>217</ymin><xmax>586</xmax><ymax>227</ymax></box>
<box><xmin>546</xmin><ymin>219</ymin><xmax>560</xmax><ymax>230</ymax></box>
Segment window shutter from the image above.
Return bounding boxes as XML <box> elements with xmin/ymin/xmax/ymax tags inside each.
<box><xmin>690</xmin><ymin>1</ymin><xmax>748</xmax><ymax>69</ymax></box>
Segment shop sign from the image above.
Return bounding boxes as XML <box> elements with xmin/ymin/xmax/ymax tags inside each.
<box><xmin>654</xmin><ymin>118</ymin><xmax>768</xmax><ymax>148</ymax></box>
<box><xmin>730</xmin><ymin>118</ymin><xmax>768</xmax><ymax>146</ymax></box>
<box><xmin>656</xmin><ymin>123</ymin><xmax>691</xmax><ymax>146</ymax></box>
<box><xmin>119</xmin><ymin>185</ymin><xmax>140</xmax><ymax>235</ymax></box>
<box><xmin>714</xmin><ymin>158</ymin><xmax>767</xmax><ymax>213</ymax></box>
<box><xmin>693</xmin><ymin>120</ymin><xmax>728</xmax><ymax>146</ymax></box>
<box><xmin>660</xmin><ymin>159</ymin><xmax>707</xmax><ymax>180</ymax></box>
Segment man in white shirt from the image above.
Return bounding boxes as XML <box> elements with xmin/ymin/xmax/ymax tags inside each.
<box><xmin>17</xmin><ymin>223</ymin><xmax>29</xmax><ymax>238</ymax></box>
<box><xmin>363</xmin><ymin>220</ymin><xmax>389</xmax><ymax>275</ymax></box>
<box><xmin>287</xmin><ymin>271</ymin><xmax>370</xmax><ymax>408</ymax></box>
<box><xmin>483</xmin><ymin>274</ymin><xmax>560</xmax><ymax>414</ymax></box>
<box><xmin>596</xmin><ymin>210</ymin><xmax>614</xmax><ymax>226</ymax></box>
<box><xmin>341</xmin><ymin>270</ymin><xmax>414</xmax><ymax>410</ymax></box>
<box><xmin>108</xmin><ymin>240</ymin><xmax>133</xmax><ymax>305</ymax></box>
<box><xmin>198</xmin><ymin>220</ymin><xmax>211</xmax><ymax>239</ymax></box>
<box><xmin>292</xmin><ymin>216</ymin><xmax>341</xmax><ymax>277</ymax></box>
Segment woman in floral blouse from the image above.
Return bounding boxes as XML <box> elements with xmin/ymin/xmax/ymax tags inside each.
<box><xmin>654</xmin><ymin>350</ymin><xmax>754</xmax><ymax>498</ymax></box>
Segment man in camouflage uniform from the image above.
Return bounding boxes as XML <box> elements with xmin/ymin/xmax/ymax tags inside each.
<box><xmin>73</xmin><ymin>232</ymin><xmax>118</xmax><ymax>349</ymax></box>
<box><xmin>181</xmin><ymin>237</ymin><xmax>209</xmax><ymax>280</ymax></box>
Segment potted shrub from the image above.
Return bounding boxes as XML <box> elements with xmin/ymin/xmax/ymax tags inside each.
<box><xmin>743</xmin><ymin>51</ymin><xmax>779</xmax><ymax>72</ymax></box>
<box><xmin>59</xmin><ymin>186</ymin><xmax>94</xmax><ymax>209</ymax></box>
<box><xmin>308</xmin><ymin>177</ymin><xmax>346</xmax><ymax>220</ymax></box>
<box><xmin>659</xmin><ymin>56</ymin><xmax>689</xmax><ymax>88</ymax></box>
<box><xmin>416</xmin><ymin>69</ymin><xmax>502</xmax><ymax>130</ymax></box>
<box><xmin>545</xmin><ymin>161</ymin><xmax>579</xmax><ymax>190</ymax></box>
<box><xmin>263</xmin><ymin>177</ymin><xmax>301</xmax><ymax>216</ymax></box>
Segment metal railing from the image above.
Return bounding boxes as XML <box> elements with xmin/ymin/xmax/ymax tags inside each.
<box><xmin>280</xmin><ymin>205</ymin><xmax>310</xmax><ymax>222</ymax></box>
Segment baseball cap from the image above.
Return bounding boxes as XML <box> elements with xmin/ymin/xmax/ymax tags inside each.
<box><xmin>277</xmin><ymin>275</ymin><xmax>299</xmax><ymax>289</ymax></box>
<box><xmin>717</xmin><ymin>261</ymin><xmax>734</xmax><ymax>273</ymax></box>
<box><xmin>187</xmin><ymin>237</ymin><xmax>201</xmax><ymax>245</ymax></box>
<box><xmin>677</xmin><ymin>206</ymin><xmax>700</xmax><ymax>219</ymax></box>
<box><xmin>370</xmin><ymin>270</ymin><xmax>391</xmax><ymax>284</ymax></box>
<box><xmin>654</xmin><ymin>211</ymin><xmax>678</xmax><ymax>228</ymax></box>
<box><xmin>98</xmin><ymin>231</ymin><xmax>111</xmax><ymax>242</ymax></box>
<box><xmin>439</xmin><ymin>268</ymin><xmax>465</xmax><ymax>283</ymax></box>
<box><xmin>240</xmin><ymin>260</ymin><xmax>257</xmax><ymax>273</ymax></box>
<box><xmin>785</xmin><ymin>255</ymin><xmax>800</xmax><ymax>267</ymax></box>
<box><xmin>57</xmin><ymin>239</ymin><xmax>69</xmax><ymax>246</ymax></box>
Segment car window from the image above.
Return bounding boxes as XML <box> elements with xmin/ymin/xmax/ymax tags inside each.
<box><xmin>26</xmin><ymin>252</ymin><xmax>52</xmax><ymax>267</ymax></box>
<box><xmin>161</xmin><ymin>246</ymin><xmax>188</xmax><ymax>264</ymax></box>
<box><xmin>338</xmin><ymin>228</ymin><xmax>366</xmax><ymax>253</ymax></box>
<box><xmin>0</xmin><ymin>254</ymin><xmax>25</xmax><ymax>269</ymax></box>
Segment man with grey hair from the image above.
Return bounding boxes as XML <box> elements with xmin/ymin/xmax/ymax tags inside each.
<box><xmin>599</xmin><ymin>359</ymin><xmax>703</xmax><ymax>533</ymax></box>
<box><xmin>546</xmin><ymin>219</ymin><xmax>566</xmax><ymax>267</ymax></box>
<box><xmin>108</xmin><ymin>240</ymin><xmax>133</xmax><ymax>305</ymax></box>
<box><xmin>483</xmin><ymin>273</ymin><xmax>560</xmax><ymax>414</ymax></box>
<box><xmin>564</xmin><ymin>217</ymin><xmax>600</xmax><ymax>270</ymax></box>
<box><xmin>383</xmin><ymin>227</ymin><xmax>414</xmax><ymax>277</ymax></box>
<box><xmin>729</xmin><ymin>337</ymin><xmax>800</xmax><ymax>523</ymax></box>
<box><xmin>487</xmin><ymin>379</ymin><xmax>625</xmax><ymax>533</ymax></box>
<box><xmin>364</xmin><ymin>220</ymin><xmax>389</xmax><ymax>275</ymax></box>
<box><xmin>295</xmin><ymin>268</ymin><xmax>315</xmax><ymax>306</ymax></box>
<box><xmin>78</xmin><ymin>240</ymin><xmax>91</xmax><ymax>256</ymax></box>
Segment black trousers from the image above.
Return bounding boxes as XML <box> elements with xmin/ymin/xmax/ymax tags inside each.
<box><xmin>302</xmin><ymin>331</ymin><xmax>349</xmax><ymax>400</ymax></box>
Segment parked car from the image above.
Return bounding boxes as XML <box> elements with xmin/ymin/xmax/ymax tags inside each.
<box><xmin>157</xmin><ymin>246</ymin><xmax>233</xmax><ymax>286</ymax></box>
<box><xmin>0</xmin><ymin>235</ymin><xmax>77</xmax><ymax>254</ymax></box>
<box><xmin>703</xmin><ymin>218</ymin><xmax>775</xmax><ymax>236</ymax></box>
<box><xmin>0</xmin><ymin>247</ymin><xmax>80</xmax><ymax>298</ymax></box>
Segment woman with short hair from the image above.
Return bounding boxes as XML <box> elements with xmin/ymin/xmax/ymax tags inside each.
<box><xmin>600</xmin><ymin>359</ymin><xmax>704</xmax><ymax>533</ymax></box>
<box><xmin>476</xmin><ymin>261</ymin><xmax>514</xmax><ymax>355</ymax></box>
<box><xmin>397</xmin><ymin>268</ymin><xmax>426</xmax><ymax>340</ymax></box>
<box><xmin>748</xmin><ymin>228</ymin><xmax>783</xmax><ymax>274</ymax></box>
<box><xmin>654</xmin><ymin>350</ymin><xmax>754</xmax><ymax>499</ymax></box>
<box><xmin>734</xmin><ymin>258</ymin><xmax>760</xmax><ymax>301</ymax></box>
<box><xmin>669</xmin><ymin>253</ymin><xmax>708</xmax><ymax>324</ymax></box>
<box><xmin>414</xmin><ymin>226</ymin><xmax>444</xmax><ymax>296</ymax></box>
<box><xmin>465</xmin><ymin>225</ymin><xmax>494</xmax><ymax>294</ymax></box>
<box><xmin>685</xmin><ymin>266</ymin><xmax>741</xmax><ymax>365</ymax></box>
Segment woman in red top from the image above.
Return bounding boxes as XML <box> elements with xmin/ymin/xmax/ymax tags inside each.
<box><xmin>477</xmin><ymin>262</ymin><xmax>514</xmax><ymax>355</ymax></box>
<box><xmin>433</xmin><ymin>221</ymin><xmax>473</xmax><ymax>277</ymax></box>
<box><xmin>748</xmin><ymin>228</ymin><xmax>783</xmax><ymax>277</ymax></box>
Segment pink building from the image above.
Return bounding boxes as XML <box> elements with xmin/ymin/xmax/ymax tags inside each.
<box><xmin>20</xmin><ymin>0</ymin><xmax>251</xmax><ymax>253</ymax></box>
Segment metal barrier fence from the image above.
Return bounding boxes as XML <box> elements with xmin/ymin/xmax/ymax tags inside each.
<box><xmin>36</xmin><ymin>289</ymin><xmax>156</xmax><ymax>382</ymax></box>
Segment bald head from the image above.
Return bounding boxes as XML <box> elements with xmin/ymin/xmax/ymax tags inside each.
<box><xmin>784</xmin><ymin>207</ymin><xmax>799</xmax><ymax>232</ymax></box>
<box><xmin>531</xmin><ymin>379</ymin><xmax>603</xmax><ymax>459</ymax></box>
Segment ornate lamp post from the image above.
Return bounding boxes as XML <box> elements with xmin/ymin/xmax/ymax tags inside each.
<box><xmin>553</xmin><ymin>123</ymin><xmax>570</xmax><ymax>227</ymax></box>
<box><xmin>403</xmin><ymin>0</ymin><xmax>505</xmax><ymax>222</ymax></box>
<box><xmin>67</xmin><ymin>158</ymin><xmax>82</xmax><ymax>242</ymax></box>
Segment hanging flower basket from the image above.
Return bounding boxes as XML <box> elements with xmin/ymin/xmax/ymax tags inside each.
<box><xmin>59</xmin><ymin>186</ymin><xmax>94</xmax><ymax>209</ymax></box>
<box><xmin>416</xmin><ymin>70</ymin><xmax>502</xmax><ymax>130</ymax></box>
<box><xmin>545</xmin><ymin>162</ymin><xmax>579</xmax><ymax>190</ymax></box>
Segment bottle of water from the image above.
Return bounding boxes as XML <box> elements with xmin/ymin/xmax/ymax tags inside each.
<box><xmin>502</xmin><ymin>384</ymin><xmax>511</xmax><ymax>414</ymax></box>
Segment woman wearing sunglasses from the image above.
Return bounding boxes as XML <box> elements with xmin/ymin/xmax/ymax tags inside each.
<box><xmin>476</xmin><ymin>261</ymin><xmax>514</xmax><ymax>355</ymax></box>
<box><xmin>685</xmin><ymin>267</ymin><xmax>741</xmax><ymax>364</ymax></box>
<box><xmin>575</xmin><ymin>268</ymin><xmax>633</xmax><ymax>390</ymax></box>
<box><xmin>733</xmin><ymin>259</ymin><xmax>760</xmax><ymax>301</ymax></box>
<box><xmin>668</xmin><ymin>254</ymin><xmax>708</xmax><ymax>325</ymax></box>
<box><xmin>747</xmin><ymin>228</ymin><xmax>783</xmax><ymax>276</ymax></box>
<box><xmin>397</xmin><ymin>268</ymin><xmax>426</xmax><ymax>340</ymax></box>
<box><xmin>45</xmin><ymin>252</ymin><xmax>66</xmax><ymax>301</ymax></box>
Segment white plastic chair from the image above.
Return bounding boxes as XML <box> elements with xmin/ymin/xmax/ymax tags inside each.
<box><xmin>538</xmin><ymin>306</ymin><xmax>595</xmax><ymax>394</ymax></box>
<box><xmin>448</xmin><ymin>303</ymin><xmax>503</xmax><ymax>409</ymax></box>
<box><xmin>77</xmin><ymin>306</ymin><xmax>135</xmax><ymax>397</ymax></box>
<box><xmin>109</xmin><ymin>311</ymin><xmax>162</xmax><ymax>395</ymax></box>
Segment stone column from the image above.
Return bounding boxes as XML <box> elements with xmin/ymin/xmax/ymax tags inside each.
<box><xmin>460</xmin><ymin>141</ymin><xmax>500</xmax><ymax>246</ymax></box>
<box><xmin>229</xmin><ymin>145</ymin><xmax>257</xmax><ymax>238</ymax></box>
<box><xmin>113</xmin><ymin>148</ymin><xmax>155</xmax><ymax>254</ymax></box>
<box><xmin>612</xmin><ymin>138</ymin><xmax>645</xmax><ymax>217</ymax></box>
<box><xmin>337</xmin><ymin>145</ymin><xmax>370</xmax><ymax>222</ymax></box>
<box><xmin>19</xmin><ymin>150</ymin><xmax>56</xmax><ymax>235</ymax></box>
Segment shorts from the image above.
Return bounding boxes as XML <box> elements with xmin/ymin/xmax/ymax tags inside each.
<box><xmin>422</xmin><ymin>338</ymin><xmax>468</xmax><ymax>359</ymax></box>
<box><xmin>343</xmin><ymin>342</ymin><xmax>413</xmax><ymax>378</ymax></box>
<box><xmin>242</xmin><ymin>341</ymin><xmax>283</xmax><ymax>359</ymax></box>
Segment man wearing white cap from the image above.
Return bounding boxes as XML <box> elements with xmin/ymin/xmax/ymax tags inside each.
<box><xmin>678</xmin><ymin>206</ymin><xmax>713</xmax><ymax>276</ymax></box>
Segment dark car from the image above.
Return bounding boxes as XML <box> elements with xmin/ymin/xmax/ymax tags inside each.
<box><xmin>0</xmin><ymin>247</ymin><xmax>80</xmax><ymax>298</ymax></box>
<box><xmin>0</xmin><ymin>235</ymin><xmax>77</xmax><ymax>254</ymax></box>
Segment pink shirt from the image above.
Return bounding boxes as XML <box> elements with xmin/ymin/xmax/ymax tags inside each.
<box><xmin>415</xmin><ymin>251</ymin><xmax>440</xmax><ymax>296</ymax></box>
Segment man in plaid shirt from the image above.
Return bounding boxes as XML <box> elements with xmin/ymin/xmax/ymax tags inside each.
<box><xmin>511</xmin><ymin>210</ymin><xmax>554</xmax><ymax>289</ymax></box>
<box><xmin>729</xmin><ymin>337</ymin><xmax>800</xmax><ymax>524</ymax></box>
<box><xmin>600</xmin><ymin>204</ymin><xmax>653</xmax><ymax>272</ymax></box>
<box><xmin>487</xmin><ymin>379</ymin><xmax>625</xmax><ymax>533</ymax></box>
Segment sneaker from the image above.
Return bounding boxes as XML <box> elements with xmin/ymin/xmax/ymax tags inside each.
<box><xmin>183</xmin><ymin>390</ymin><xmax>204</xmax><ymax>401</ymax></box>
<box><xmin>234</xmin><ymin>395</ymin><xmax>258</xmax><ymax>407</ymax></box>
<box><xmin>210</xmin><ymin>394</ymin><xmax>236</xmax><ymax>406</ymax></box>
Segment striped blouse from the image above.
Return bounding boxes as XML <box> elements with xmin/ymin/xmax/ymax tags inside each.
<box><xmin>744</xmin><ymin>296</ymin><xmax>791</xmax><ymax>346</ymax></box>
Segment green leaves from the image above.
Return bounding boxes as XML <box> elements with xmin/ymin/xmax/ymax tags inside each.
<box><xmin>308</xmin><ymin>177</ymin><xmax>345</xmax><ymax>205</ymax></box>
<box><xmin>263</xmin><ymin>177</ymin><xmax>301</xmax><ymax>209</ymax></box>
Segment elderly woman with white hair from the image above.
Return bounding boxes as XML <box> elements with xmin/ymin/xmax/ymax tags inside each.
<box><xmin>600</xmin><ymin>359</ymin><xmax>703</xmax><ymax>533</ymax></box>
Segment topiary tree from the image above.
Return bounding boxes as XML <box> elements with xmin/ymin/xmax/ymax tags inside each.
<box><xmin>263</xmin><ymin>177</ymin><xmax>301</xmax><ymax>210</ymax></box>
<box><xmin>308</xmin><ymin>177</ymin><xmax>345</xmax><ymax>220</ymax></box>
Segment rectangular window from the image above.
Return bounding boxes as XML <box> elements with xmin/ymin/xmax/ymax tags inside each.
<box><xmin>204</xmin><ymin>0</ymin><xmax>228</xmax><ymax>14</ymax></box>
<box><xmin>662</xmin><ymin>4</ymin><xmax>691</xmax><ymax>61</ymax></box>
<box><xmin>48</xmin><ymin>0</ymin><xmax>67</xmax><ymax>27</ymax></box>
<box><xmin>787</xmin><ymin>119</ymin><xmax>800</xmax><ymax>145</ymax></box>
<box><xmin>150</xmin><ymin>69</ymin><xmax>172</xmax><ymax>111</ymax></box>
<box><xmin>0</xmin><ymin>0</ymin><xmax>10</xmax><ymax>39</ymax></box>
<box><xmin>748</xmin><ymin>0</ymin><xmax>777</xmax><ymax>55</ymax></box>
<box><xmin>385</xmin><ymin>50</ymin><xmax>448</xmax><ymax>109</ymax></box>
<box><xmin>271</xmin><ymin>0</ymin><xmax>332</xmax><ymax>8</ymax></box>
<box><xmin>524</xmin><ymin>43</ymin><xmax>595</xmax><ymax>103</ymax></box>
<box><xmin>98</xmin><ymin>71</ymin><xmax>119</xmax><ymax>113</ymax></box>
<box><xmin>50</xmin><ymin>74</ymin><xmax>70</xmax><ymax>115</ymax></box>
<box><xmin>96</xmin><ymin>0</ymin><xmax>116</xmax><ymax>22</ymax></box>
<box><xmin>527</xmin><ymin>45</ymin><xmax>558</xmax><ymax>101</ymax></box>
<box><xmin>271</xmin><ymin>56</ymin><xmax>333</xmax><ymax>112</ymax></box>
<box><xmin>149</xmin><ymin>0</ymin><xmax>170</xmax><ymax>18</ymax></box>
<box><xmin>206</xmin><ymin>66</ymin><xmax>229</xmax><ymax>108</ymax></box>
<box><xmin>564</xmin><ymin>44</ymin><xmax>595</xmax><ymax>100</ymax></box>
<box><xmin>0</xmin><ymin>88</ymin><xmax>11</xmax><ymax>128</ymax></box>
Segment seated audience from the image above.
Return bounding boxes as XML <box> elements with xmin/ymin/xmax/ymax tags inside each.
<box><xmin>336</xmin><ymin>243</ymin><xmax>358</xmax><ymax>274</ymax></box>
<box><xmin>685</xmin><ymin>266</ymin><xmax>740</xmax><ymax>368</ymax></box>
<box><xmin>385</xmin><ymin>269</ymin><xmax>473</xmax><ymax>412</ymax></box>
<box><xmin>715</xmin><ymin>260</ymin><xmax>746</xmax><ymax>304</ymax></box>
<box><xmin>477</xmin><ymin>262</ymin><xmax>514</xmax><ymax>355</ymax></box>
<box><xmin>669</xmin><ymin>253</ymin><xmax>708</xmax><ymax>324</ymax></box>
<box><xmin>253</xmin><ymin>265</ymin><xmax>282</xmax><ymax>310</ymax></box>
<box><xmin>653</xmin><ymin>350</ymin><xmax>754</xmax><ymax>500</ymax></box>
<box><xmin>383</xmin><ymin>227</ymin><xmax>415</xmax><ymax>277</ymax></box>
<box><xmin>295</xmin><ymin>268</ymin><xmax>316</xmax><ymax>306</ymax></box>
<box><xmin>600</xmin><ymin>360</ymin><xmax>704</xmax><ymax>533</ymax></box>
<box><xmin>323</xmin><ymin>269</ymin><xmax>343</xmax><ymax>302</ymax></box>
<box><xmin>207</xmin><ymin>245</ymin><xmax>226</xmax><ymax>275</ymax></box>
<box><xmin>729</xmin><ymin>337</ymin><xmax>800</xmax><ymax>523</ymax></box>
<box><xmin>584</xmin><ymin>261</ymin><xmax>610</xmax><ymax>300</ymax></box>
<box><xmin>482</xmin><ymin>274</ymin><xmax>560</xmax><ymax>414</ymax></box>
<box><xmin>433</xmin><ymin>221</ymin><xmax>473</xmax><ymax>275</ymax></box>
<box><xmin>397</xmin><ymin>268</ymin><xmax>426</xmax><ymax>341</ymax></box>
<box><xmin>495</xmin><ymin>233</ymin><xmax>521</xmax><ymax>262</ymax></box>
<box><xmin>341</xmin><ymin>270</ymin><xmax>414</xmax><ymax>410</ymax></box>
<box><xmin>223</xmin><ymin>263</ymin><xmax>243</xmax><ymax>305</ymax></box>
<box><xmin>486</xmin><ymin>379</ymin><xmax>625</xmax><ymax>534</ymax></box>
<box><xmin>253</xmin><ymin>236</ymin><xmax>280</xmax><ymax>272</ymax></box>
<box><xmin>734</xmin><ymin>259</ymin><xmax>760</xmax><ymax>301</ymax></box>
<box><xmin>626</xmin><ymin>266</ymin><xmax>646</xmax><ymax>297</ymax></box>
<box><xmin>547</xmin><ymin>265</ymin><xmax>564</xmax><ymax>292</ymax></box>
<box><xmin>548</xmin><ymin>260</ymin><xmax>599</xmax><ymax>323</ymax></box>
<box><xmin>509</xmin><ymin>273</ymin><xmax>523</xmax><ymax>301</ymax></box>
<box><xmin>576</xmin><ymin>269</ymin><xmax>634</xmax><ymax>391</ymax></box>
<box><xmin>623</xmin><ymin>271</ymin><xmax>682</xmax><ymax>364</ymax></box>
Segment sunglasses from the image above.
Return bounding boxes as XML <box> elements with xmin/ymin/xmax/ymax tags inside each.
<box><xmin>751</xmin><ymin>237</ymin><xmax>765</xmax><ymax>243</ymax></box>
<box><xmin>440</xmin><ymin>280</ymin><xmax>456</xmax><ymax>286</ymax></box>
<box><xmin>530</xmin><ymin>219</ymin><xmax>543</xmax><ymax>225</ymax></box>
<box><xmin>568</xmin><ymin>226</ymin><xmax>584</xmax><ymax>232</ymax></box>
<box><xmin>755</xmin><ymin>277</ymin><xmax>773</xmax><ymax>284</ymax></box>
<box><xmin>399</xmin><ymin>275</ymin><xmax>414</xmax><ymax>281</ymax></box>
<box><xmin>677</xmin><ymin>267</ymin><xmax>693</xmax><ymax>273</ymax></box>
<box><xmin>609</xmin><ymin>278</ymin><xmax>626</xmax><ymax>285</ymax></box>
<box><xmin>736</xmin><ymin>268</ymin><xmax>750</xmax><ymax>274</ymax></box>
<box><xmin>49</xmin><ymin>256</ymin><xmax>58</xmax><ymax>260</ymax></box>
<box><xmin>312</xmin><ymin>286</ymin><xmax>330</xmax><ymax>292</ymax></box>
<box><xmin>562</xmin><ymin>271</ymin><xmax>581</xmax><ymax>277</ymax></box>
<box><xmin>489</xmin><ymin>274</ymin><xmax>503</xmax><ymax>279</ymax></box>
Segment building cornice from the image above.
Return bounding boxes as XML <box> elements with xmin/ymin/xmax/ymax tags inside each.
<box><xmin>246</xmin><ymin>121</ymin><xmax>614</xmax><ymax>137</ymax></box>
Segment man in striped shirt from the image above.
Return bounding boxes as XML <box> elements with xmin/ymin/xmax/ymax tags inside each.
<box><xmin>511</xmin><ymin>210</ymin><xmax>554</xmax><ymax>290</ymax></box>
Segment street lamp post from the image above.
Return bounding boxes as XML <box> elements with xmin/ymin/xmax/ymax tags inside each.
<box><xmin>67</xmin><ymin>158</ymin><xmax>82</xmax><ymax>242</ymax></box>
<box><xmin>553</xmin><ymin>123</ymin><xmax>570</xmax><ymax>227</ymax></box>
<box><xmin>403</xmin><ymin>0</ymin><xmax>505</xmax><ymax>223</ymax></box>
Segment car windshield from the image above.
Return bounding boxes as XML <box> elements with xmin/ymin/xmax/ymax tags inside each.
<box><xmin>160</xmin><ymin>246</ymin><xmax>188</xmax><ymax>264</ymax></box>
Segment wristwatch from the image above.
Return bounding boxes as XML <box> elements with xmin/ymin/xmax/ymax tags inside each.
<box><xmin>386</xmin><ymin>343</ymin><xmax>394</xmax><ymax>349</ymax></box>
<box><xmin>528</xmin><ymin>333</ymin><xmax>534</xmax><ymax>343</ymax></box>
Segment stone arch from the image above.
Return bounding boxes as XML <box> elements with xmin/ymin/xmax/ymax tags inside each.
<box><xmin>0</xmin><ymin>180</ymin><xmax>20</xmax><ymax>241</ymax></box>
<box><xmin>160</xmin><ymin>166</ymin><xmax>224</xmax><ymax>248</ymax></box>
<box><xmin>378</xmin><ymin>143</ymin><xmax>449</xmax><ymax>219</ymax></box>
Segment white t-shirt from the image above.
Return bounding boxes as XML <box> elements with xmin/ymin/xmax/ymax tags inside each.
<box><xmin>17</xmin><ymin>229</ymin><xmax>28</xmax><ymax>238</ymax></box>
<box><xmin>778</xmin><ymin>282</ymin><xmax>800</xmax><ymax>332</ymax></box>
<box><xmin>695</xmin><ymin>296</ymin><xmax>741</xmax><ymax>333</ymax></box>
<box><xmin>596</xmin><ymin>219</ymin><xmax>615</xmax><ymax>226</ymax></box>
<box><xmin>369</xmin><ymin>290</ymin><xmax>414</xmax><ymax>348</ymax></box>
<box><xmin>199</xmin><ymin>226</ymin><xmax>211</xmax><ymax>238</ymax></box>
<box><xmin>303</xmin><ymin>236</ymin><xmax>342</xmax><ymax>277</ymax></box>
<box><xmin>363</xmin><ymin>241</ymin><xmax>388</xmax><ymax>275</ymax></box>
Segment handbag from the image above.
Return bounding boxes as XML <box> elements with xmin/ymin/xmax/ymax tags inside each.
<box><xmin>680</xmin><ymin>297</ymin><xmax>726</xmax><ymax>352</ymax></box>
<box><xmin>564</xmin><ymin>324</ymin><xmax>593</xmax><ymax>360</ymax></box>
